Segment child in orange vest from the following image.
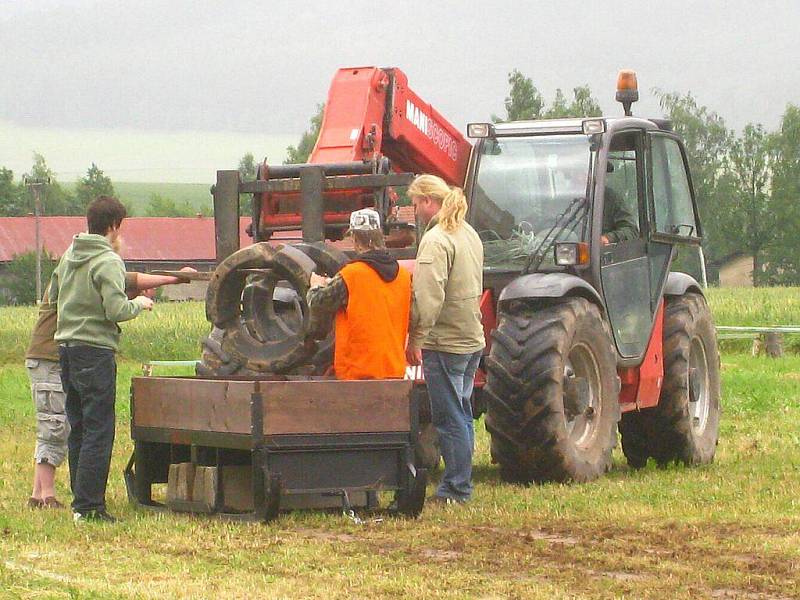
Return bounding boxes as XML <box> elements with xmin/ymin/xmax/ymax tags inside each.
<box><xmin>307</xmin><ymin>209</ymin><xmax>411</xmax><ymax>380</ymax></box>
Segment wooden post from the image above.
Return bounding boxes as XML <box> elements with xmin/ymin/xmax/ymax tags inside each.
<box><xmin>764</xmin><ymin>332</ymin><xmax>784</xmax><ymax>358</ymax></box>
<box><xmin>300</xmin><ymin>166</ymin><xmax>325</xmax><ymax>243</ymax></box>
<box><xmin>753</xmin><ymin>332</ymin><xmax>784</xmax><ymax>358</ymax></box>
<box><xmin>213</xmin><ymin>170</ymin><xmax>241</xmax><ymax>263</ymax></box>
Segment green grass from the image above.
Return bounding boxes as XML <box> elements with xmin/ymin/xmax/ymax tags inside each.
<box><xmin>1</xmin><ymin>291</ymin><xmax>799</xmax><ymax>598</ymax></box>
<box><xmin>706</xmin><ymin>286</ymin><xmax>800</xmax><ymax>327</ymax></box>
<box><xmin>706</xmin><ymin>287</ymin><xmax>800</xmax><ymax>353</ymax></box>
<box><xmin>0</xmin><ymin>301</ymin><xmax>208</xmax><ymax>365</ymax></box>
<box><xmin>3</xmin><ymin>287</ymin><xmax>798</xmax><ymax>365</ymax></box>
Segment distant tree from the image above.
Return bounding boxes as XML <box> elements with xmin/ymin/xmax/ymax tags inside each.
<box><xmin>545</xmin><ymin>88</ymin><xmax>569</xmax><ymax>119</ymax></box>
<box><xmin>1</xmin><ymin>251</ymin><xmax>57</xmax><ymax>305</ymax></box>
<box><xmin>493</xmin><ymin>69</ymin><xmax>544</xmax><ymax>122</ymax></box>
<box><xmin>285</xmin><ymin>103</ymin><xmax>325</xmax><ymax>164</ymax></box>
<box><xmin>29</xmin><ymin>152</ymin><xmax>53</xmax><ymax>181</ymax></box>
<box><xmin>238</xmin><ymin>152</ymin><xmax>257</xmax><ymax>181</ymax></box>
<box><xmin>145</xmin><ymin>193</ymin><xmax>197</xmax><ymax>217</ymax></box>
<box><xmin>543</xmin><ymin>85</ymin><xmax>602</xmax><ymax>119</ymax></box>
<box><xmin>569</xmin><ymin>85</ymin><xmax>603</xmax><ymax>117</ymax></box>
<box><xmin>493</xmin><ymin>71</ymin><xmax>601</xmax><ymax>122</ymax></box>
<box><xmin>655</xmin><ymin>91</ymin><xmax>736</xmax><ymax>270</ymax></box>
<box><xmin>764</xmin><ymin>104</ymin><xmax>800</xmax><ymax>284</ymax></box>
<box><xmin>238</xmin><ymin>152</ymin><xmax>257</xmax><ymax>215</ymax></box>
<box><xmin>122</xmin><ymin>198</ymin><xmax>137</xmax><ymax>217</ymax></box>
<box><xmin>728</xmin><ymin>124</ymin><xmax>772</xmax><ymax>286</ymax></box>
<box><xmin>19</xmin><ymin>153</ymin><xmax>75</xmax><ymax>216</ymax></box>
<box><xmin>74</xmin><ymin>163</ymin><xmax>115</xmax><ymax>212</ymax></box>
<box><xmin>0</xmin><ymin>167</ymin><xmax>24</xmax><ymax>216</ymax></box>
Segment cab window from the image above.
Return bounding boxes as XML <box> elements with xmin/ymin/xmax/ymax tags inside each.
<box><xmin>650</xmin><ymin>135</ymin><xmax>697</xmax><ymax>238</ymax></box>
<box><xmin>604</xmin><ymin>131</ymin><xmax>642</xmax><ymax>243</ymax></box>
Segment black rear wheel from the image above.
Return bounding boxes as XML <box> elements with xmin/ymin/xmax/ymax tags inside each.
<box><xmin>484</xmin><ymin>298</ymin><xmax>619</xmax><ymax>483</ymax></box>
<box><xmin>620</xmin><ymin>293</ymin><xmax>721</xmax><ymax>468</ymax></box>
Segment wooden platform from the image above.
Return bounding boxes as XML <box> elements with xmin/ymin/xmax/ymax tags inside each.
<box><xmin>131</xmin><ymin>376</ymin><xmax>413</xmax><ymax>436</ymax></box>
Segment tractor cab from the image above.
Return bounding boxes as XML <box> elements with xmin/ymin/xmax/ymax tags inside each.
<box><xmin>466</xmin><ymin>73</ymin><xmax>704</xmax><ymax>362</ymax></box>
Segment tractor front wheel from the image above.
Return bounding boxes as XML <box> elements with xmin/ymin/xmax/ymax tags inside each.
<box><xmin>484</xmin><ymin>298</ymin><xmax>619</xmax><ymax>484</ymax></box>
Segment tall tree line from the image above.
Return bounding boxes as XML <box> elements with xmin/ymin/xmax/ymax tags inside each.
<box><xmin>0</xmin><ymin>156</ymin><xmax>212</xmax><ymax>218</ymax></box>
<box><xmin>657</xmin><ymin>92</ymin><xmax>800</xmax><ymax>285</ymax></box>
<box><xmin>0</xmin><ymin>155</ymin><xmax>114</xmax><ymax>217</ymax></box>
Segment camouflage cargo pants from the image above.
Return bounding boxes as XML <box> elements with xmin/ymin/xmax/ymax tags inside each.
<box><xmin>26</xmin><ymin>358</ymin><xmax>70</xmax><ymax>467</ymax></box>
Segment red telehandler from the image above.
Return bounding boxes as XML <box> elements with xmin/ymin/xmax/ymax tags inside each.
<box><xmin>135</xmin><ymin>67</ymin><xmax>719</xmax><ymax>521</ymax></box>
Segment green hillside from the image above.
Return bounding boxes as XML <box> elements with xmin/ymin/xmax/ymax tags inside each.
<box><xmin>113</xmin><ymin>181</ymin><xmax>213</xmax><ymax>215</ymax></box>
<box><xmin>61</xmin><ymin>181</ymin><xmax>213</xmax><ymax>215</ymax></box>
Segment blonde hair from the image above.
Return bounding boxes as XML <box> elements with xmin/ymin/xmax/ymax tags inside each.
<box><xmin>408</xmin><ymin>174</ymin><xmax>467</xmax><ymax>233</ymax></box>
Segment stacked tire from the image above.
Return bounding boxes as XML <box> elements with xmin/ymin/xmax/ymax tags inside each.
<box><xmin>197</xmin><ymin>242</ymin><xmax>348</xmax><ymax>377</ymax></box>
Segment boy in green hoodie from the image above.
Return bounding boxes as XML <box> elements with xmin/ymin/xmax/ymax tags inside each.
<box><xmin>26</xmin><ymin>269</ymin><xmax>193</xmax><ymax>511</ymax></box>
<box><xmin>48</xmin><ymin>196</ymin><xmax>153</xmax><ymax>523</ymax></box>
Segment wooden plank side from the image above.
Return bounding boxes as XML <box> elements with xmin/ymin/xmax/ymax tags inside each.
<box><xmin>132</xmin><ymin>377</ymin><xmax>253</xmax><ymax>434</ymax></box>
<box><xmin>262</xmin><ymin>379</ymin><xmax>412</xmax><ymax>435</ymax></box>
<box><xmin>132</xmin><ymin>377</ymin><xmax>412</xmax><ymax>436</ymax></box>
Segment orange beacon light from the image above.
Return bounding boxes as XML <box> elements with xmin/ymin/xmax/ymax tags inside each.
<box><xmin>616</xmin><ymin>69</ymin><xmax>639</xmax><ymax>116</ymax></box>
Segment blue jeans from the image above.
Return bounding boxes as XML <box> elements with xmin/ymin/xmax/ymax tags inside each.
<box><xmin>422</xmin><ymin>349</ymin><xmax>482</xmax><ymax>502</ymax></box>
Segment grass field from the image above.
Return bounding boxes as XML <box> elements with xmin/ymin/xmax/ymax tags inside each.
<box><xmin>114</xmin><ymin>181</ymin><xmax>213</xmax><ymax>215</ymax></box>
<box><xmin>64</xmin><ymin>181</ymin><xmax>213</xmax><ymax>216</ymax></box>
<box><xmin>1</xmin><ymin>289</ymin><xmax>799</xmax><ymax>598</ymax></box>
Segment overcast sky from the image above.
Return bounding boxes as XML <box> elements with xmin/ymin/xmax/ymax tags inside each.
<box><xmin>1</xmin><ymin>0</ymin><xmax>798</xmax><ymax>182</ymax></box>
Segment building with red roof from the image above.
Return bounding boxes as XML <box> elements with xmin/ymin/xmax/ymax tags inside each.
<box><xmin>0</xmin><ymin>215</ymin><xmax>253</xmax><ymax>264</ymax></box>
<box><xmin>0</xmin><ymin>209</ymin><xmax>418</xmax><ymax>302</ymax></box>
<box><xmin>0</xmin><ymin>216</ymin><xmax>254</xmax><ymax>301</ymax></box>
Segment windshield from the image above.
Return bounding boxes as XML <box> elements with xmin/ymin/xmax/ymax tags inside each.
<box><xmin>471</xmin><ymin>134</ymin><xmax>594</xmax><ymax>269</ymax></box>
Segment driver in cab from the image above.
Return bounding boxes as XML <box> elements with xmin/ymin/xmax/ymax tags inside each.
<box><xmin>551</xmin><ymin>163</ymin><xmax>637</xmax><ymax>245</ymax></box>
<box><xmin>559</xmin><ymin>161</ymin><xmax>638</xmax><ymax>245</ymax></box>
<box><xmin>601</xmin><ymin>175</ymin><xmax>639</xmax><ymax>245</ymax></box>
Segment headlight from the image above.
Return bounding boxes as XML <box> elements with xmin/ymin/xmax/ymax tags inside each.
<box><xmin>582</xmin><ymin>119</ymin><xmax>605</xmax><ymax>135</ymax></box>
<box><xmin>554</xmin><ymin>242</ymin><xmax>590</xmax><ymax>266</ymax></box>
<box><xmin>467</xmin><ymin>123</ymin><xmax>494</xmax><ymax>138</ymax></box>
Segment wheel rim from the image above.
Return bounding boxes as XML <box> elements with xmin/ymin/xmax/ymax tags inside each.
<box><xmin>563</xmin><ymin>343</ymin><xmax>602</xmax><ymax>448</ymax></box>
<box><xmin>241</xmin><ymin>276</ymin><xmax>303</xmax><ymax>343</ymax></box>
<box><xmin>688</xmin><ymin>336</ymin><xmax>710</xmax><ymax>435</ymax></box>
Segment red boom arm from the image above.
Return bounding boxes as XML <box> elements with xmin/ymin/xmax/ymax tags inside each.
<box><xmin>255</xmin><ymin>67</ymin><xmax>472</xmax><ymax>240</ymax></box>
<box><xmin>311</xmin><ymin>67</ymin><xmax>471</xmax><ymax>186</ymax></box>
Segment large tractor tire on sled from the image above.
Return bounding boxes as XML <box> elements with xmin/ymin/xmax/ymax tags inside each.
<box><xmin>619</xmin><ymin>292</ymin><xmax>720</xmax><ymax>468</ymax></box>
<box><xmin>197</xmin><ymin>242</ymin><xmax>347</xmax><ymax>377</ymax></box>
<box><xmin>484</xmin><ymin>297</ymin><xmax>620</xmax><ymax>484</ymax></box>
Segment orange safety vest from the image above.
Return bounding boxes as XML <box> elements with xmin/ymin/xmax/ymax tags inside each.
<box><xmin>334</xmin><ymin>261</ymin><xmax>411</xmax><ymax>380</ymax></box>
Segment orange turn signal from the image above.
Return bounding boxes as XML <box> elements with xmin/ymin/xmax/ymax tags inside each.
<box><xmin>617</xmin><ymin>69</ymin><xmax>638</xmax><ymax>92</ymax></box>
<box><xmin>576</xmin><ymin>242</ymin><xmax>590</xmax><ymax>265</ymax></box>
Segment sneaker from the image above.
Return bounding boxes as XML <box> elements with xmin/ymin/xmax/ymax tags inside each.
<box><xmin>73</xmin><ymin>509</ymin><xmax>117</xmax><ymax>524</ymax></box>
<box><xmin>426</xmin><ymin>494</ymin><xmax>466</xmax><ymax>506</ymax></box>
<box><xmin>42</xmin><ymin>496</ymin><xmax>65</xmax><ymax>509</ymax></box>
<box><xmin>27</xmin><ymin>497</ymin><xmax>43</xmax><ymax>509</ymax></box>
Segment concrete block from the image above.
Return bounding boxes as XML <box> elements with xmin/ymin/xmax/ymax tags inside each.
<box><xmin>166</xmin><ymin>462</ymin><xmax>195</xmax><ymax>503</ymax></box>
<box><xmin>192</xmin><ymin>466</ymin><xmax>218</xmax><ymax>511</ymax></box>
